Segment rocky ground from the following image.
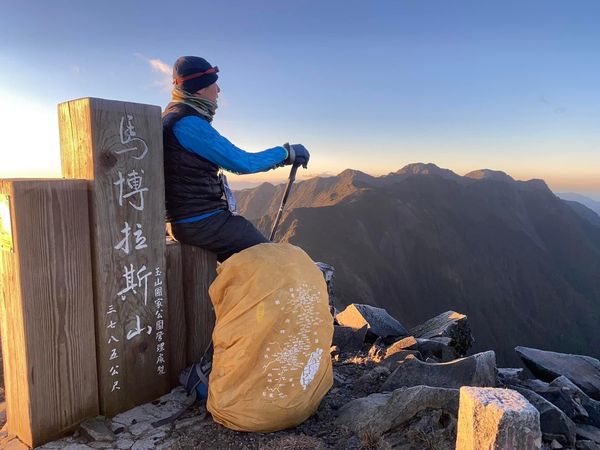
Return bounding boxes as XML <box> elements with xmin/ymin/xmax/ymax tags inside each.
<box><xmin>1</xmin><ymin>354</ymin><xmax>404</xmax><ymax>450</ymax></box>
<box><xmin>2</xmin><ymin>307</ymin><xmax>600</xmax><ymax>449</ymax></box>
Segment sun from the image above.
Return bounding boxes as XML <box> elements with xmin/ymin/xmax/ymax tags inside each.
<box><xmin>0</xmin><ymin>90</ymin><xmax>61</xmax><ymax>179</ymax></box>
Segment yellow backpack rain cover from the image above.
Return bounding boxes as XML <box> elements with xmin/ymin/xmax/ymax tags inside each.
<box><xmin>206</xmin><ymin>243</ymin><xmax>333</xmax><ymax>432</ymax></box>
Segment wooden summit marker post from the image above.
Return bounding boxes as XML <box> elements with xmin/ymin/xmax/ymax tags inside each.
<box><xmin>59</xmin><ymin>98</ymin><xmax>169</xmax><ymax>416</ymax></box>
<box><xmin>0</xmin><ymin>179</ymin><xmax>99</xmax><ymax>447</ymax></box>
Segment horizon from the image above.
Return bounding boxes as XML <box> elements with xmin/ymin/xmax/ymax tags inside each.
<box><xmin>1</xmin><ymin>1</ymin><xmax>599</xmax><ymax>198</ymax></box>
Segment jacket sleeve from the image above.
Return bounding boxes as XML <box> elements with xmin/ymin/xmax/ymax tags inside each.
<box><xmin>173</xmin><ymin>115</ymin><xmax>288</xmax><ymax>174</ymax></box>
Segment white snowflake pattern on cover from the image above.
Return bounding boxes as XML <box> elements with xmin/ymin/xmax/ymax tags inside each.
<box><xmin>262</xmin><ymin>282</ymin><xmax>326</xmax><ymax>400</ymax></box>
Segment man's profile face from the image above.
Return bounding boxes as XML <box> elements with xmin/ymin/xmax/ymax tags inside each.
<box><xmin>195</xmin><ymin>82</ymin><xmax>220</xmax><ymax>104</ymax></box>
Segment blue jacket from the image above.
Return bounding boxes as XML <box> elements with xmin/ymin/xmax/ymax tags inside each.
<box><xmin>174</xmin><ymin>116</ymin><xmax>287</xmax><ymax>175</ymax></box>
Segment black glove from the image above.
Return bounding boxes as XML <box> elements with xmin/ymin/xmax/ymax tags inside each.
<box><xmin>284</xmin><ymin>143</ymin><xmax>310</xmax><ymax>169</ymax></box>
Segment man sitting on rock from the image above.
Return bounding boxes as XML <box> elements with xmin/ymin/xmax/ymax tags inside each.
<box><xmin>162</xmin><ymin>56</ymin><xmax>310</xmax><ymax>261</ymax></box>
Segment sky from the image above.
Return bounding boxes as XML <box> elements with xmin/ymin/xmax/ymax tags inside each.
<box><xmin>1</xmin><ymin>0</ymin><xmax>599</xmax><ymax>195</ymax></box>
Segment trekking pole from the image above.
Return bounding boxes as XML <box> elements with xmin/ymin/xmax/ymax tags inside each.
<box><xmin>269</xmin><ymin>162</ymin><xmax>300</xmax><ymax>242</ymax></box>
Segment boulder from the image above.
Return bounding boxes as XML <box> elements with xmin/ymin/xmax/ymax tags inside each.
<box><xmin>335</xmin><ymin>392</ymin><xmax>390</xmax><ymax>432</ymax></box>
<box><xmin>535</xmin><ymin>386</ymin><xmax>589</xmax><ymax>423</ymax></box>
<box><xmin>371</xmin><ymin>336</ymin><xmax>422</xmax><ymax>367</ymax></box>
<box><xmin>515</xmin><ymin>347</ymin><xmax>600</xmax><ymax>400</ymax></box>
<box><xmin>332</xmin><ymin>325</ymin><xmax>368</xmax><ymax>353</ymax></box>
<box><xmin>335</xmin><ymin>304</ymin><xmax>408</xmax><ymax>338</ymax></box>
<box><xmin>551</xmin><ymin>376</ymin><xmax>600</xmax><ymax>427</ymax></box>
<box><xmin>511</xmin><ymin>376</ymin><xmax>589</xmax><ymax>422</ymax></box>
<box><xmin>381</xmin><ymin>351</ymin><xmax>496</xmax><ymax>392</ymax></box>
<box><xmin>455</xmin><ymin>387</ymin><xmax>541</xmax><ymax>450</ymax></box>
<box><xmin>577</xmin><ymin>424</ymin><xmax>600</xmax><ymax>444</ymax></box>
<box><xmin>336</xmin><ymin>385</ymin><xmax>458</xmax><ymax>436</ymax></box>
<box><xmin>411</xmin><ymin>337</ymin><xmax>458</xmax><ymax>362</ymax></box>
<box><xmin>384</xmin><ymin>336</ymin><xmax>417</xmax><ymax>358</ymax></box>
<box><xmin>409</xmin><ymin>311</ymin><xmax>474</xmax><ymax>357</ymax></box>
<box><xmin>511</xmin><ymin>386</ymin><xmax>576</xmax><ymax>446</ymax></box>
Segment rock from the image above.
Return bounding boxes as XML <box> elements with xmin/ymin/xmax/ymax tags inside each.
<box><xmin>550</xmin><ymin>439</ymin><xmax>563</xmax><ymax>449</ymax></box>
<box><xmin>455</xmin><ymin>387</ymin><xmax>542</xmax><ymax>450</ymax></box>
<box><xmin>335</xmin><ymin>304</ymin><xmax>408</xmax><ymax>338</ymax></box>
<box><xmin>336</xmin><ymin>385</ymin><xmax>458</xmax><ymax>436</ymax></box>
<box><xmin>410</xmin><ymin>337</ymin><xmax>458</xmax><ymax>361</ymax></box>
<box><xmin>381</xmin><ymin>351</ymin><xmax>496</xmax><ymax>392</ymax></box>
<box><xmin>515</xmin><ymin>347</ymin><xmax>600</xmax><ymax>400</ymax></box>
<box><xmin>577</xmin><ymin>424</ymin><xmax>600</xmax><ymax>443</ymax></box>
<box><xmin>551</xmin><ymin>376</ymin><xmax>600</xmax><ymax>427</ymax></box>
<box><xmin>409</xmin><ymin>310</ymin><xmax>474</xmax><ymax>357</ymax></box>
<box><xmin>431</xmin><ymin>336</ymin><xmax>453</xmax><ymax>345</ymax></box>
<box><xmin>512</xmin><ymin>386</ymin><xmax>576</xmax><ymax>446</ymax></box>
<box><xmin>332</xmin><ymin>325</ymin><xmax>368</xmax><ymax>353</ymax></box>
<box><xmin>577</xmin><ymin>440</ymin><xmax>600</xmax><ymax>450</ymax></box>
<box><xmin>510</xmin><ymin>376</ymin><xmax>589</xmax><ymax>422</ymax></box>
<box><xmin>497</xmin><ymin>368</ymin><xmax>525</xmax><ymax>385</ymax></box>
<box><xmin>335</xmin><ymin>392</ymin><xmax>391</xmax><ymax>432</ymax></box>
<box><xmin>384</xmin><ymin>336</ymin><xmax>418</xmax><ymax>358</ymax></box>
<box><xmin>535</xmin><ymin>386</ymin><xmax>589</xmax><ymax>422</ymax></box>
<box><xmin>380</xmin><ymin>350</ymin><xmax>422</xmax><ymax>370</ymax></box>
<box><xmin>80</xmin><ymin>417</ymin><xmax>115</xmax><ymax>442</ymax></box>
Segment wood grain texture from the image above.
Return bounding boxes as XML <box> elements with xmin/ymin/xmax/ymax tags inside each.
<box><xmin>59</xmin><ymin>98</ymin><xmax>169</xmax><ymax>416</ymax></box>
<box><xmin>180</xmin><ymin>244</ymin><xmax>217</xmax><ymax>365</ymax></box>
<box><xmin>165</xmin><ymin>239</ymin><xmax>186</xmax><ymax>387</ymax></box>
<box><xmin>0</xmin><ymin>179</ymin><xmax>99</xmax><ymax>447</ymax></box>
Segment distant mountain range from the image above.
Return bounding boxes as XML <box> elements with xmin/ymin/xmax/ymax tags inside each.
<box><xmin>235</xmin><ymin>163</ymin><xmax>600</xmax><ymax>365</ymax></box>
<box><xmin>556</xmin><ymin>192</ymin><xmax>600</xmax><ymax>215</ymax></box>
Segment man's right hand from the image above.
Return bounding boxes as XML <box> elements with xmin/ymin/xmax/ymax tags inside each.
<box><xmin>284</xmin><ymin>143</ymin><xmax>310</xmax><ymax>169</ymax></box>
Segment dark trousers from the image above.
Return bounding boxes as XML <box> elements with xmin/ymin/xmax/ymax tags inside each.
<box><xmin>170</xmin><ymin>211</ymin><xmax>269</xmax><ymax>262</ymax></box>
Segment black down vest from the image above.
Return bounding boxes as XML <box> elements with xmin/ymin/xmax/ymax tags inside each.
<box><xmin>162</xmin><ymin>102</ymin><xmax>228</xmax><ymax>222</ymax></box>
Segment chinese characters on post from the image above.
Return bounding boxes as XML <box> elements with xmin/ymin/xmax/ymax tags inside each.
<box><xmin>109</xmin><ymin>114</ymin><xmax>167</xmax><ymax>394</ymax></box>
